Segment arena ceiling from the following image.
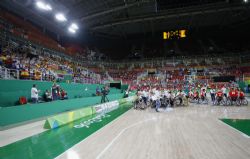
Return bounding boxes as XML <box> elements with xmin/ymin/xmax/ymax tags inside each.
<box><xmin>1</xmin><ymin>0</ymin><xmax>250</xmax><ymax>39</ymax></box>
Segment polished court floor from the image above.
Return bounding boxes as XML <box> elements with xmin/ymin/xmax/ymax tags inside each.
<box><xmin>1</xmin><ymin>103</ymin><xmax>250</xmax><ymax>159</ymax></box>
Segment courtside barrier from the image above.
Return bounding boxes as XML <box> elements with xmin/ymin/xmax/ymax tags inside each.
<box><xmin>44</xmin><ymin>107</ymin><xmax>94</xmax><ymax>129</ymax></box>
<box><xmin>0</xmin><ymin>93</ymin><xmax>125</xmax><ymax>128</ymax></box>
<box><xmin>118</xmin><ymin>96</ymin><xmax>137</xmax><ymax>105</ymax></box>
<box><xmin>44</xmin><ymin>96</ymin><xmax>137</xmax><ymax>129</ymax></box>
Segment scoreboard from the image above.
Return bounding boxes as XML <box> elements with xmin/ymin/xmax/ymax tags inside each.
<box><xmin>163</xmin><ymin>29</ymin><xmax>187</xmax><ymax>40</ymax></box>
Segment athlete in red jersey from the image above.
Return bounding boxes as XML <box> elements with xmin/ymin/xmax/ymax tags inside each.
<box><xmin>193</xmin><ymin>91</ymin><xmax>199</xmax><ymax>99</ymax></box>
<box><xmin>229</xmin><ymin>88</ymin><xmax>238</xmax><ymax>101</ymax></box>
<box><xmin>200</xmin><ymin>89</ymin><xmax>206</xmax><ymax>97</ymax></box>
<box><xmin>200</xmin><ymin>89</ymin><xmax>206</xmax><ymax>101</ymax></box>
<box><xmin>239</xmin><ymin>89</ymin><xmax>245</xmax><ymax>99</ymax></box>
<box><xmin>216</xmin><ymin>90</ymin><xmax>223</xmax><ymax>97</ymax></box>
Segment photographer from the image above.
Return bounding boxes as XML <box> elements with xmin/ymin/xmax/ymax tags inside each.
<box><xmin>101</xmin><ymin>86</ymin><xmax>110</xmax><ymax>103</ymax></box>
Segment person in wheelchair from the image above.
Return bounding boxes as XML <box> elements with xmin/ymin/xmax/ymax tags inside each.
<box><xmin>239</xmin><ymin>88</ymin><xmax>245</xmax><ymax>100</ymax></box>
<box><xmin>228</xmin><ymin>87</ymin><xmax>238</xmax><ymax>102</ymax></box>
<box><xmin>238</xmin><ymin>88</ymin><xmax>248</xmax><ymax>106</ymax></box>
<box><xmin>188</xmin><ymin>89</ymin><xmax>194</xmax><ymax>99</ymax></box>
<box><xmin>151</xmin><ymin>92</ymin><xmax>157</xmax><ymax>108</ymax></box>
<box><xmin>216</xmin><ymin>89</ymin><xmax>223</xmax><ymax>102</ymax></box>
<box><xmin>134</xmin><ymin>96</ymin><xmax>143</xmax><ymax>109</ymax></box>
<box><xmin>193</xmin><ymin>90</ymin><xmax>199</xmax><ymax>100</ymax></box>
<box><xmin>163</xmin><ymin>90</ymin><xmax>174</xmax><ymax>107</ymax></box>
<box><xmin>176</xmin><ymin>90</ymin><xmax>186</xmax><ymax>105</ymax></box>
<box><xmin>200</xmin><ymin>89</ymin><xmax>206</xmax><ymax>101</ymax></box>
<box><xmin>163</xmin><ymin>89</ymin><xmax>172</xmax><ymax>107</ymax></box>
<box><xmin>141</xmin><ymin>89</ymin><xmax>148</xmax><ymax>106</ymax></box>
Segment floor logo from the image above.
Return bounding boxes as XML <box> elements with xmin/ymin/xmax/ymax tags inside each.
<box><xmin>74</xmin><ymin>113</ymin><xmax>111</xmax><ymax>129</ymax></box>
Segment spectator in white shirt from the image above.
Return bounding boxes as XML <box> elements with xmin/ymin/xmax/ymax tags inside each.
<box><xmin>31</xmin><ymin>84</ymin><xmax>39</xmax><ymax>103</ymax></box>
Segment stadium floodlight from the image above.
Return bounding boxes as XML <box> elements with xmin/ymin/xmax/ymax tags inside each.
<box><xmin>68</xmin><ymin>27</ymin><xmax>76</xmax><ymax>33</ymax></box>
<box><xmin>70</xmin><ymin>23</ymin><xmax>79</xmax><ymax>30</ymax></box>
<box><xmin>55</xmin><ymin>13</ymin><xmax>67</xmax><ymax>22</ymax></box>
<box><xmin>36</xmin><ymin>1</ymin><xmax>52</xmax><ymax>11</ymax></box>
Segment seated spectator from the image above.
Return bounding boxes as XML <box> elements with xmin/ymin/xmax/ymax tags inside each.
<box><xmin>96</xmin><ymin>86</ymin><xmax>101</xmax><ymax>96</ymax></box>
<box><xmin>60</xmin><ymin>89</ymin><xmax>68</xmax><ymax>100</ymax></box>
<box><xmin>44</xmin><ymin>89</ymin><xmax>52</xmax><ymax>102</ymax></box>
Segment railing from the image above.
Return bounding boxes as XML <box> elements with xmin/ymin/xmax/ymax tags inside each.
<box><xmin>0</xmin><ymin>66</ymin><xmax>103</xmax><ymax>84</ymax></box>
<box><xmin>0</xmin><ymin>67</ymin><xmax>19</xmax><ymax>80</ymax></box>
<box><xmin>0</xmin><ymin>67</ymin><xmax>57</xmax><ymax>81</ymax></box>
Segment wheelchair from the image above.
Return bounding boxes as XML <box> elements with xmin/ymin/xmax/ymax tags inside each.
<box><xmin>173</xmin><ymin>96</ymin><xmax>188</xmax><ymax>107</ymax></box>
<box><xmin>161</xmin><ymin>96</ymin><xmax>173</xmax><ymax>107</ymax></box>
<box><xmin>134</xmin><ymin>97</ymin><xmax>149</xmax><ymax>110</ymax></box>
<box><xmin>238</xmin><ymin>97</ymin><xmax>248</xmax><ymax>106</ymax></box>
<box><xmin>198</xmin><ymin>95</ymin><xmax>209</xmax><ymax>104</ymax></box>
<box><xmin>225</xmin><ymin>96</ymin><xmax>240</xmax><ymax>106</ymax></box>
<box><xmin>189</xmin><ymin>95</ymin><xmax>200</xmax><ymax>104</ymax></box>
<box><xmin>214</xmin><ymin>96</ymin><xmax>226</xmax><ymax>106</ymax></box>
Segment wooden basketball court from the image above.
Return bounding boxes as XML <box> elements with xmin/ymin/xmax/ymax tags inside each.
<box><xmin>1</xmin><ymin>104</ymin><xmax>250</xmax><ymax>159</ymax></box>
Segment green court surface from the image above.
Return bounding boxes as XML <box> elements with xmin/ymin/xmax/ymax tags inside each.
<box><xmin>220</xmin><ymin>119</ymin><xmax>250</xmax><ymax>137</ymax></box>
<box><xmin>0</xmin><ymin>103</ymin><xmax>132</xmax><ymax>159</ymax></box>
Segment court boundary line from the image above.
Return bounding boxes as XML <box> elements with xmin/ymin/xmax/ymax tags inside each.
<box><xmin>55</xmin><ymin>107</ymin><xmax>133</xmax><ymax>159</ymax></box>
<box><xmin>95</xmin><ymin>117</ymin><xmax>156</xmax><ymax>159</ymax></box>
<box><xmin>218</xmin><ymin>120</ymin><xmax>250</xmax><ymax>139</ymax></box>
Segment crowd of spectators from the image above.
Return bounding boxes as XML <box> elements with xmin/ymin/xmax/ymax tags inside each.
<box><xmin>0</xmin><ymin>43</ymin><xmax>101</xmax><ymax>83</ymax></box>
<box><xmin>99</xmin><ymin>55</ymin><xmax>245</xmax><ymax>92</ymax></box>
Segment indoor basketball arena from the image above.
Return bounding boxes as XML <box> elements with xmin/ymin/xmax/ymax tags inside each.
<box><xmin>0</xmin><ymin>0</ymin><xmax>250</xmax><ymax>159</ymax></box>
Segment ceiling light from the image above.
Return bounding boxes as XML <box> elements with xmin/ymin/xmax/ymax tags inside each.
<box><xmin>244</xmin><ymin>0</ymin><xmax>248</xmax><ymax>3</ymax></box>
<box><xmin>36</xmin><ymin>1</ymin><xmax>52</xmax><ymax>11</ymax></box>
<box><xmin>70</xmin><ymin>23</ymin><xmax>79</xmax><ymax>30</ymax></box>
<box><xmin>55</xmin><ymin>13</ymin><xmax>67</xmax><ymax>22</ymax></box>
<box><xmin>68</xmin><ymin>27</ymin><xmax>76</xmax><ymax>33</ymax></box>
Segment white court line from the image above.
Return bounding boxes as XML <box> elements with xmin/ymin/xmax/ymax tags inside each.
<box><xmin>218</xmin><ymin>120</ymin><xmax>250</xmax><ymax>139</ymax></box>
<box><xmin>55</xmin><ymin>108</ymin><xmax>133</xmax><ymax>159</ymax></box>
<box><xmin>96</xmin><ymin>117</ymin><xmax>156</xmax><ymax>159</ymax></box>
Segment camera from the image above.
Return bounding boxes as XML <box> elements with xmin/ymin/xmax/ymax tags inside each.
<box><xmin>101</xmin><ymin>86</ymin><xmax>110</xmax><ymax>103</ymax></box>
<box><xmin>101</xmin><ymin>86</ymin><xmax>110</xmax><ymax>95</ymax></box>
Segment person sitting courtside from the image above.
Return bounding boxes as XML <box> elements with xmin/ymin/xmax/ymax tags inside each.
<box><xmin>60</xmin><ymin>89</ymin><xmax>68</xmax><ymax>100</ymax></box>
<box><xmin>44</xmin><ymin>89</ymin><xmax>52</xmax><ymax>102</ymax></box>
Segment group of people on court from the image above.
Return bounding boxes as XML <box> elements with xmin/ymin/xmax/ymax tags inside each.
<box><xmin>211</xmin><ymin>86</ymin><xmax>245</xmax><ymax>101</ymax></box>
<box><xmin>136</xmin><ymin>84</ymin><xmax>246</xmax><ymax>112</ymax></box>
<box><xmin>137</xmin><ymin>88</ymin><xmax>187</xmax><ymax>112</ymax></box>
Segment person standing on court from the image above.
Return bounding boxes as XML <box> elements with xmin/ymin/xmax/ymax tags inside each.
<box><xmin>31</xmin><ymin>84</ymin><xmax>39</xmax><ymax>103</ymax></box>
<box><xmin>210</xmin><ymin>87</ymin><xmax>216</xmax><ymax>103</ymax></box>
<box><xmin>221</xmin><ymin>85</ymin><xmax>227</xmax><ymax>98</ymax></box>
<box><xmin>51</xmin><ymin>83</ymin><xmax>58</xmax><ymax>100</ymax></box>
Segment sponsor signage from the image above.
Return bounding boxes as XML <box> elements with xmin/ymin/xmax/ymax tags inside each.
<box><xmin>74</xmin><ymin>113</ymin><xmax>111</xmax><ymax>129</ymax></box>
<box><xmin>93</xmin><ymin>101</ymin><xmax>119</xmax><ymax>114</ymax></box>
